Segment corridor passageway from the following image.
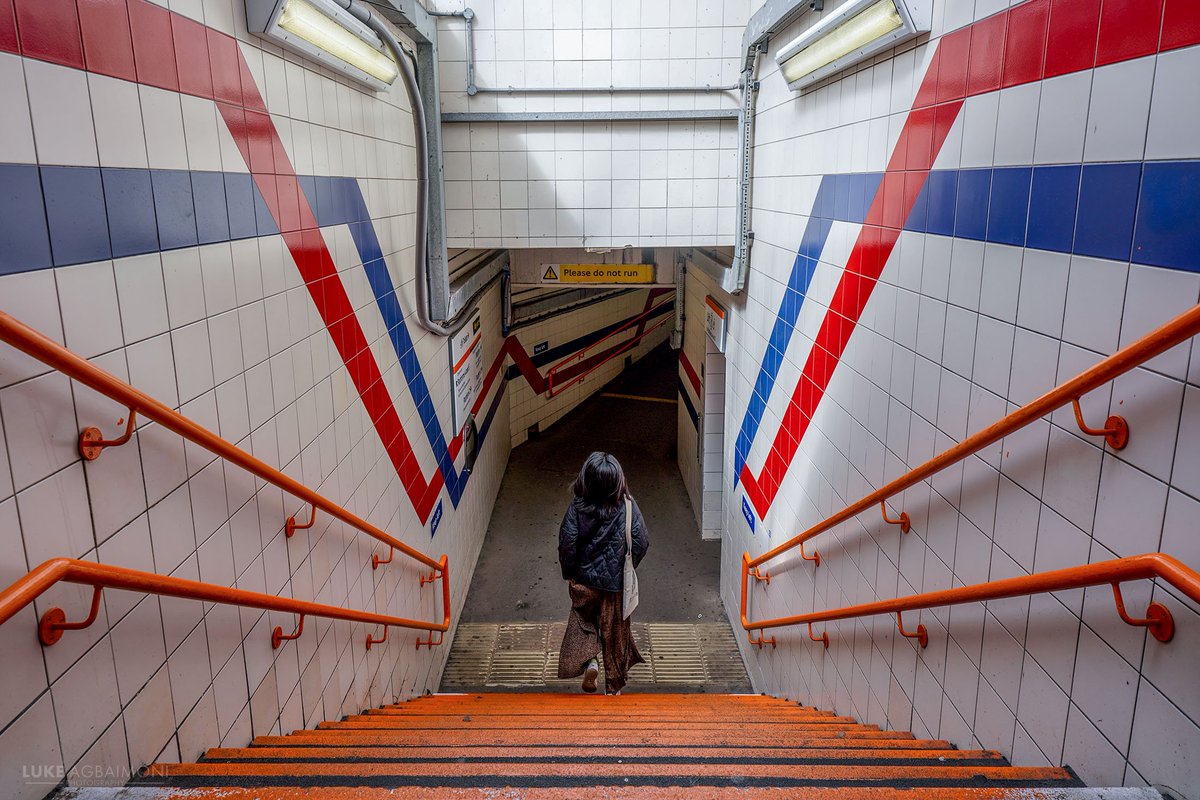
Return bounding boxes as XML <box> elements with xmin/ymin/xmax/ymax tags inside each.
<box><xmin>2</xmin><ymin>0</ymin><xmax>1200</xmax><ymax>794</ymax></box>
<box><xmin>445</xmin><ymin>343</ymin><xmax>749</xmax><ymax>692</ymax></box>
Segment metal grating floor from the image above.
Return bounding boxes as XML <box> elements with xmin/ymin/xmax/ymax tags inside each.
<box><xmin>440</xmin><ymin>621</ymin><xmax>751</xmax><ymax>693</ymax></box>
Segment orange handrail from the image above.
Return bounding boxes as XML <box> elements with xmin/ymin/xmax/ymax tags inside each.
<box><xmin>740</xmin><ymin>551</ymin><xmax>1200</xmax><ymax>648</ymax></box>
<box><xmin>0</xmin><ymin>309</ymin><xmax>451</xmax><ymax>641</ymax></box>
<box><xmin>0</xmin><ymin>557</ymin><xmax>450</xmax><ymax>649</ymax></box>
<box><xmin>746</xmin><ymin>303</ymin><xmax>1200</xmax><ymax>577</ymax></box>
<box><xmin>545</xmin><ymin>296</ymin><xmax>675</xmax><ymax>397</ymax></box>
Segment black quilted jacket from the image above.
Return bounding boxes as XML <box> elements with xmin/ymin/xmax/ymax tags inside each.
<box><xmin>558</xmin><ymin>496</ymin><xmax>649</xmax><ymax>592</ymax></box>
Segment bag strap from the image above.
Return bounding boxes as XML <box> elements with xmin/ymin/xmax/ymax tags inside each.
<box><xmin>624</xmin><ymin>497</ymin><xmax>633</xmax><ymax>554</ymax></box>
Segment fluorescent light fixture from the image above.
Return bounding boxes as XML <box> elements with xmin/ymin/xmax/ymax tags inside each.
<box><xmin>775</xmin><ymin>0</ymin><xmax>930</xmax><ymax>91</ymax></box>
<box><xmin>247</xmin><ymin>0</ymin><xmax>398</xmax><ymax>90</ymax></box>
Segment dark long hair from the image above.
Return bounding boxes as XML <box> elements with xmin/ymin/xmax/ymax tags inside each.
<box><xmin>571</xmin><ymin>451</ymin><xmax>629</xmax><ymax>514</ymax></box>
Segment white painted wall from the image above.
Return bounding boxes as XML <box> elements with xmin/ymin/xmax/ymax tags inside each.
<box><xmin>717</xmin><ymin>0</ymin><xmax>1200</xmax><ymax>794</ymax></box>
<box><xmin>0</xmin><ymin>2</ymin><xmax>506</xmax><ymax>796</ymax></box>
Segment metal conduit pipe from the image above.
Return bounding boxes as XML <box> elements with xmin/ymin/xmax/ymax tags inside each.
<box><xmin>427</xmin><ymin>7</ymin><xmax>477</xmax><ymax>94</ymax></box>
<box><xmin>336</xmin><ymin>0</ymin><xmax>476</xmax><ymax>336</ymax></box>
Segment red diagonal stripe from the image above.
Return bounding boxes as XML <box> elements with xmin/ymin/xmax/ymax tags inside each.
<box><xmin>739</xmin><ymin>0</ymin><xmax>1200</xmax><ymax>519</ymax></box>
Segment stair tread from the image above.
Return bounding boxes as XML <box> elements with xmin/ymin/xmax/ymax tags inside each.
<box><xmin>56</xmin><ymin>788</ymin><xmax>1161</xmax><ymax>800</ymax></box>
<box><xmin>147</xmin><ymin>761</ymin><xmax>1075</xmax><ymax>780</ymax></box>
<box><xmin>131</xmin><ymin>692</ymin><xmax>1087</xmax><ymax>793</ymax></box>
<box><xmin>319</xmin><ymin>719</ymin><xmax>880</xmax><ymax>730</ymax></box>
<box><xmin>206</xmin><ymin>746</ymin><xmax>1001</xmax><ymax>761</ymax></box>
<box><xmin>254</xmin><ymin>732</ymin><xmax>920</xmax><ymax>746</ymax></box>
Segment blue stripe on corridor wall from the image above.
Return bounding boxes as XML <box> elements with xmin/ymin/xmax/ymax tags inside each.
<box><xmin>732</xmin><ymin>158</ymin><xmax>1200</xmax><ymax>485</ymax></box>
<box><xmin>3</xmin><ymin>160</ymin><xmax>1197</xmax><ymax>499</ymax></box>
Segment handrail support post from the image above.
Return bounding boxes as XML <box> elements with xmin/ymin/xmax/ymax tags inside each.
<box><xmin>416</xmin><ymin>629</ymin><xmax>444</xmax><ymax>649</ymax></box>
<box><xmin>881</xmin><ymin>501</ymin><xmax>911</xmax><ymax>534</ymax></box>
<box><xmin>272</xmin><ymin>613</ymin><xmax>306</xmax><ymax>649</ymax></box>
<box><xmin>1110</xmin><ymin>582</ymin><xmax>1174</xmax><ymax>643</ymax></box>
<box><xmin>748</xmin><ymin>628</ymin><xmax>776</xmax><ymax>649</ymax></box>
<box><xmin>285</xmin><ymin>505</ymin><xmax>317</xmax><ymax>538</ymax></box>
<box><xmin>366</xmin><ymin>625</ymin><xmax>389</xmax><ymax>650</ymax></box>
<box><xmin>373</xmin><ymin>547</ymin><xmax>395</xmax><ymax>570</ymax></box>
<box><xmin>39</xmin><ymin>586</ymin><xmax>104</xmax><ymax>645</ymax></box>
<box><xmin>79</xmin><ymin>410</ymin><xmax>138</xmax><ymax>461</ymax></box>
<box><xmin>1071</xmin><ymin>397</ymin><xmax>1129</xmax><ymax>450</ymax></box>
<box><xmin>895</xmin><ymin>611</ymin><xmax>928</xmax><ymax>648</ymax></box>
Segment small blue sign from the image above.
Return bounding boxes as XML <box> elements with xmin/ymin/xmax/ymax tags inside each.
<box><xmin>533</xmin><ymin>341</ymin><xmax>549</xmax><ymax>355</ymax></box>
<box><xmin>741</xmin><ymin>496</ymin><xmax>756</xmax><ymax>533</ymax></box>
<box><xmin>430</xmin><ymin>499</ymin><xmax>443</xmax><ymax>537</ymax></box>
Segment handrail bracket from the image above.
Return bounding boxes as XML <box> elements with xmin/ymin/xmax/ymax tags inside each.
<box><xmin>751</xmin><ymin>566</ymin><xmax>771</xmax><ymax>585</ymax></box>
<box><xmin>373</xmin><ymin>547</ymin><xmax>395</xmax><ymax>570</ymax></box>
<box><xmin>881</xmin><ymin>501</ymin><xmax>911</xmax><ymax>534</ymax></box>
<box><xmin>417</xmin><ymin>629</ymin><xmax>445</xmax><ymax>649</ymax></box>
<box><xmin>800</xmin><ymin>543</ymin><xmax>820</xmax><ymax>567</ymax></box>
<box><xmin>366</xmin><ymin>625</ymin><xmax>389</xmax><ymax>650</ymax></box>
<box><xmin>807</xmin><ymin>623</ymin><xmax>829</xmax><ymax>649</ymax></box>
<box><xmin>1072</xmin><ymin>397</ymin><xmax>1129</xmax><ymax>450</ymax></box>
<box><xmin>79</xmin><ymin>410</ymin><xmax>138</xmax><ymax>461</ymax></box>
<box><xmin>896</xmin><ymin>611</ymin><xmax>928</xmax><ymax>648</ymax></box>
<box><xmin>272</xmin><ymin>614</ymin><xmax>306</xmax><ymax>649</ymax></box>
<box><xmin>1111</xmin><ymin>582</ymin><xmax>1173</xmax><ymax>643</ymax></box>
<box><xmin>39</xmin><ymin>586</ymin><xmax>104</xmax><ymax>645</ymax></box>
<box><xmin>748</xmin><ymin>629</ymin><xmax>776</xmax><ymax>649</ymax></box>
<box><xmin>285</xmin><ymin>505</ymin><xmax>317</xmax><ymax>538</ymax></box>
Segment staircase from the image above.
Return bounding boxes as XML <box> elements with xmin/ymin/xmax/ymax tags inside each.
<box><xmin>48</xmin><ymin>692</ymin><xmax>1168</xmax><ymax>798</ymax></box>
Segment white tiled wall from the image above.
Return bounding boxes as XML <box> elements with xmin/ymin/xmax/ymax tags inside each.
<box><xmin>718</xmin><ymin>0</ymin><xmax>1200</xmax><ymax>795</ymax></box>
<box><xmin>676</xmin><ymin>262</ymin><xmax>725</xmax><ymax>539</ymax></box>
<box><xmin>0</xmin><ymin>3</ymin><xmax>507</xmax><ymax>798</ymax></box>
<box><xmin>430</xmin><ymin>0</ymin><xmax>749</xmax><ymax>248</ymax></box>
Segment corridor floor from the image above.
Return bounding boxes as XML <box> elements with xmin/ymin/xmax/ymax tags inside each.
<box><xmin>445</xmin><ymin>343</ymin><xmax>748</xmax><ymax>692</ymax></box>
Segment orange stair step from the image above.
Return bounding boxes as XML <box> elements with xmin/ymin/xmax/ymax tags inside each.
<box><xmin>146</xmin><ymin>760</ymin><xmax>1077</xmax><ymax>784</ymax></box>
<box><xmin>104</xmin><ymin>788</ymin><xmax>1125</xmax><ymax>799</ymax></box>
<box><xmin>203</xmin><ymin>745</ymin><xmax>1003</xmax><ymax>762</ymax></box>
<box><xmin>256</xmin><ymin>730</ymin><xmax>917</xmax><ymax>747</ymax></box>
<box><xmin>133</xmin><ymin>692</ymin><xmax>1088</xmax><ymax>795</ymax></box>
<box><xmin>319</xmin><ymin>718</ymin><xmax>877</xmax><ymax>731</ymax></box>
<box><xmin>348</xmin><ymin>711</ymin><xmax>856</xmax><ymax>722</ymax></box>
<box><xmin>251</xmin><ymin>733</ymin><xmax>945</xmax><ymax>749</ymax></box>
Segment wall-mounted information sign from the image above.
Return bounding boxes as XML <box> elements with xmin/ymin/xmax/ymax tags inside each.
<box><xmin>704</xmin><ymin>295</ymin><xmax>727</xmax><ymax>353</ymax></box>
<box><xmin>540</xmin><ymin>263</ymin><xmax>656</xmax><ymax>285</ymax></box>
<box><xmin>449</xmin><ymin>309</ymin><xmax>484</xmax><ymax>432</ymax></box>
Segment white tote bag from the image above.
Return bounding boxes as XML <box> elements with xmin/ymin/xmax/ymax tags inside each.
<box><xmin>622</xmin><ymin>497</ymin><xmax>639</xmax><ymax>619</ymax></box>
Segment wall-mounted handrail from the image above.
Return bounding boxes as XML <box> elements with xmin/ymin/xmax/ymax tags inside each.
<box><xmin>0</xmin><ymin>310</ymin><xmax>450</xmax><ymax>640</ymax></box>
<box><xmin>740</xmin><ymin>551</ymin><xmax>1200</xmax><ymax>648</ymax></box>
<box><xmin>744</xmin><ymin>303</ymin><xmax>1200</xmax><ymax>580</ymax></box>
<box><xmin>0</xmin><ymin>557</ymin><xmax>450</xmax><ymax>649</ymax></box>
<box><xmin>545</xmin><ymin>295</ymin><xmax>675</xmax><ymax>397</ymax></box>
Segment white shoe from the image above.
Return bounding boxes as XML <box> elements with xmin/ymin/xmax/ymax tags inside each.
<box><xmin>581</xmin><ymin>659</ymin><xmax>599</xmax><ymax>693</ymax></box>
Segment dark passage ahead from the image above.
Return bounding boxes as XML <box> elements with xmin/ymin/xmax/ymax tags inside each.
<box><xmin>459</xmin><ymin>342</ymin><xmax>725</xmax><ymax>624</ymax></box>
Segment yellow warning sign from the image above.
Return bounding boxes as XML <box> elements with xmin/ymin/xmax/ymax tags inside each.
<box><xmin>539</xmin><ymin>264</ymin><xmax>656</xmax><ymax>284</ymax></box>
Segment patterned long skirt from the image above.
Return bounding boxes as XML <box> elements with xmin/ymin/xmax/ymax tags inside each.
<box><xmin>556</xmin><ymin>580</ymin><xmax>644</xmax><ymax>693</ymax></box>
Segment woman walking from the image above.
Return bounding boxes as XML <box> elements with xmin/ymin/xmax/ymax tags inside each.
<box><xmin>557</xmin><ymin>452</ymin><xmax>650</xmax><ymax>695</ymax></box>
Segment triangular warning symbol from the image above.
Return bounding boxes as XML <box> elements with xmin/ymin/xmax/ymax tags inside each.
<box><xmin>543</xmin><ymin>265</ymin><xmax>558</xmax><ymax>281</ymax></box>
